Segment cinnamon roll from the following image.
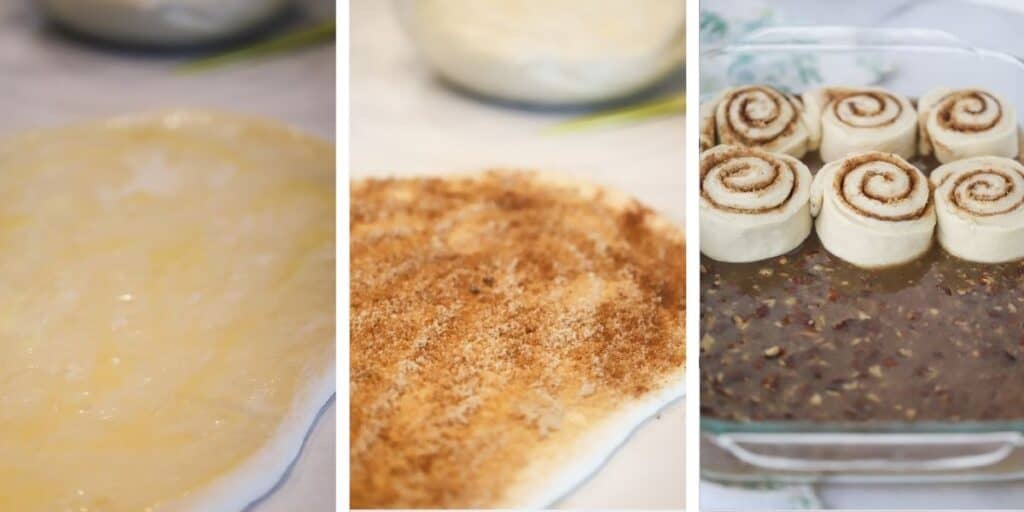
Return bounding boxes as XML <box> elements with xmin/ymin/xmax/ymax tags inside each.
<box><xmin>918</xmin><ymin>87</ymin><xmax>1019</xmax><ymax>163</ymax></box>
<box><xmin>709</xmin><ymin>85</ymin><xmax>820</xmax><ymax>158</ymax></box>
<box><xmin>700</xmin><ymin>144</ymin><xmax>813</xmax><ymax>262</ymax></box>
<box><xmin>811</xmin><ymin>151</ymin><xmax>935</xmax><ymax>268</ymax></box>
<box><xmin>931</xmin><ymin>156</ymin><xmax>1024</xmax><ymax>263</ymax></box>
<box><xmin>699</xmin><ymin>91</ymin><xmax>720</xmax><ymax>153</ymax></box>
<box><xmin>804</xmin><ymin>86</ymin><xmax>917</xmax><ymax>162</ymax></box>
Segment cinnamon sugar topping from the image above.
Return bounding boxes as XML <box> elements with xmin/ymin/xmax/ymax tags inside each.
<box><xmin>829</xmin><ymin>89</ymin><xmax>904</xmax><ymax>128</ymax></box>
<box><xmin>700</xmin><ymin>145</ymin><xmax>801</xmax><ymax>214</ymax></box>
<box><xmin>834</xmin><ymin>153</ymin><xmax>932</xmax><ymax>221</ymax></box>
<box><xmin>720</xmin><ymin>85</ymin><xmax>801</xmax><ymax>145</ymax></box>
<box><xmin>350</xmin><ymin>171</ymin><xmax>685</xmax><ymax>508</ymax></box>
<box><xmin>936</xmin><ymin>90</ymin><xmax>1003</xmax><ymax>132</ymax></box>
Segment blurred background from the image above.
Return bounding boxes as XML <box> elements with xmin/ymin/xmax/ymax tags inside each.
<box><xmin>0</xmin><ymin>1</ymin><xmax>336</xmax><ymax>510</ymax></box>
<box><xmin>700</xmin><ymin>0</ymin><xmax>1024</xmax><ymax>97</ymax></box>
<box><xmin>0</xmin><ymin>0</ymin><xmax>334</xmax><ymax>139</ymax></box>
<box><xmin>702</xmin><ymin>0</ymin><xmax>1024</xmax><ymax>54</ymax></box>
<box><xmin>351</xmin><ymin>0</ymin><xmax>685</xmax><ymax>508</ymax></box>
<box><xmin>700</xmin><ymin>0</ymin><xmax>1024</xmax><ymax>509</ymax></box>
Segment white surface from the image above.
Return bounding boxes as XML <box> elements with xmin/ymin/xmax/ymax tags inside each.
<box><xmin>701</xmin><ymin>0</ymin><xmax>1024</xmax><ymax>508</ymax></box>
<box><xmin>556</xmin><ymin>401</ymin><xmax>685</xmax><ymax>509</ymax></box>
<box><xmin>527</xmin><ymin>384</ymin><xmax>683</xmax><ymax>509</ymax></box>
<box><xmin>819</xmin><ymin>481</ymin><xmax>1024</xmax><ymax>509</ymax></box>
<box><xmin>351</xmin><ymin>0</ymin><xmax>685</xmax><ymax>508</ymax></box>
<box><xmin>247</xmin><ymin>402</ymin><xmax>336</xmax><ymax>512</ymax></box>
<box><xmin>701</xmin><ymin>480</ymin><xmax>822</xmax><ymax>510</ymax></box>
<box><xmin>0</xmin><ymin>3</ymin><xmax>335</xmax><ymax>511</ymax></box>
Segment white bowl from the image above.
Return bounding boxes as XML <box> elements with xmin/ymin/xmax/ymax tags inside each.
<box><xmin>395</xmin><ymin>0</ymin><xmax>685</xmax><ymax>106</ymax></box>
<box><xmin>37</xmin><ymin>0</ymin><xmax>291</xmax><ymax>46</ymax></box>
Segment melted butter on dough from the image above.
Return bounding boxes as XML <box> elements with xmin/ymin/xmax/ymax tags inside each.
<box><xmin>0</xmin><ymin>111</ymin><xmax>335</xmax><ymax>511</ymax></box>
<box><xmin>350</xmin><ymin>172</ymin><xmax>684</xmax><ymax>508</ymax></box>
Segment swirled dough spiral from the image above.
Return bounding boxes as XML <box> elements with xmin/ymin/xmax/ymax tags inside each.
<box><xmin>700</xmin><ymin>144</ymin><xmax>813</xmax><ymax>262</ymax></box>
<box><xmin>805</xmin><ymin>86</ymin><xmax>917</xmax><ymax>162</ymax></box>
<box><xmin>918</xmin><ymin>87</ymin><xmax>1019</xmax><ymax>163</ymax></box>
<box><xmin>810</xmin><ymin>151</ymin><xmax>935</xmax><ymax>267</ymax></box>
<box><xmin>930</xmin><ymin>156</ymin><xmax>1024</xmax><ymax>263</ymax></box>
<box><xmin>708</xmin><ymin>85</ymin><xmax>820</xmax><ymax>158</ymax></box>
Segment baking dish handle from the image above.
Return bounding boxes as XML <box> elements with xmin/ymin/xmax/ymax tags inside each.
<box><xmin>713</xmin><ymin>431</ymin><xmax>1024</xmax><ymax>472</ymax></box>
<box><xmin>737</xmin><ymin>26</ymin><xmax>971</xmax><ymax>49</ymax></box>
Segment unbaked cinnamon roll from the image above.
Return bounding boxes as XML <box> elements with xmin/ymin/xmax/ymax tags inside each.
<box><xmin>699</xmin><ymin>94</ymin><xmax>718</xmax><ymax>153</ymax></box>
<box><xmin>918</xmin><ymin>87</ymin><xmax>1019</xmax><ymax>163</ymax></box>
<box><xmin>811</xmin><ymin>151</ymin><xmax>935</xmax><ymax>268</ymax></box>
<box><xmin>707</xmin><ymin>85</ymin><xmax>820</xmax><ymax>158</ymax></box>
<box><xmin>931</xmin><ymin>156</ymin><xmax>1024</xmax><ymax>263</ymax></box>
<box><xmin>805</xmin><ymin>86</ymin><xmax>917</xmax><ymax>162</ymax></box>
<box><xmin>700</xmin><ymin>144</ymin><xmax>813</xmax><ymax>262</ymax></box>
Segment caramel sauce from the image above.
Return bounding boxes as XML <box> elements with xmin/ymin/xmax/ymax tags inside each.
<box><xmin>701</xmin><ymin>151</ymin><xmax>1024</xmax><ymax>423</ymax></box>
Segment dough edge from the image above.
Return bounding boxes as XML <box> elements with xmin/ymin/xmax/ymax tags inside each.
<box><xmin>499</xmin><ymin>171</ymin><xmax>685</xmax><ymax>507</ymax></box>
<box><xmin>508</xmin><ymin>371</ymin><xmax>685</xmax><ymax>508</ymax></box>
<box><xmin>168</xmin><ymin>369</ymin><xmax>336</xmax><ymax>511</ymax></box>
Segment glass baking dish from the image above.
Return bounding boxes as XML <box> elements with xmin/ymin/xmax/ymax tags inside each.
<box><xmin>700</xmin><ymin>25</ymin><xmax>1024</xmax><ymax>484</ymax></box>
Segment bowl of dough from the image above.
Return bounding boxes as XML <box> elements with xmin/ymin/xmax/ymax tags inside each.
<box><xmin>395</xmin><ymin>0</ymin><xmax>686</xmax><ymax>106</ymax></box>
<box><xmin>36</xmin><ymin>0</ymin><xmax>291</xmax><ymax>46</ymax></box>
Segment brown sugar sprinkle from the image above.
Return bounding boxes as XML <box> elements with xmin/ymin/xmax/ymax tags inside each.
<box><xmin>350</xmin><ymin>171</ymin><xmax>685</xmax><ymax>508</ymax></box>
<box><xmin>827</xmin><ymin>89</ymin><xmax>904</xmax><ymax>128</ymax></box>
<box><xmin>700</xmin><ymin>146</ymin><xmax>801</xmax><ymax>214</ymax></box>
<box><xmin>833</xmin><ymin>152</ymin><xmax>932</xmax><ymax>221</ymax></box>
<box><xmin>947</xmin><ymin>167</ymin><xmax>1024</xmax><ymax>217</ymax></box>
<box><xmin>719</xmin><ymin>85</ymin><xmax>801</xmax><ymax>146</ymax></box>
<box><xmin>936</xmin><ymin>89</ymin><xmax>1003</xmax><ymax>132</ymax></box>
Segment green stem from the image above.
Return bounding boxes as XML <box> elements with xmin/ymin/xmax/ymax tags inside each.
<box><xmin>546</xmin><ymin>93</ymin><xmax>685</xmax><ymax>134</ymax></box>
<box><xmin>178</xmin><ymin>20</ymin><xmax>336</xmax><ymax>73</ymax></box>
